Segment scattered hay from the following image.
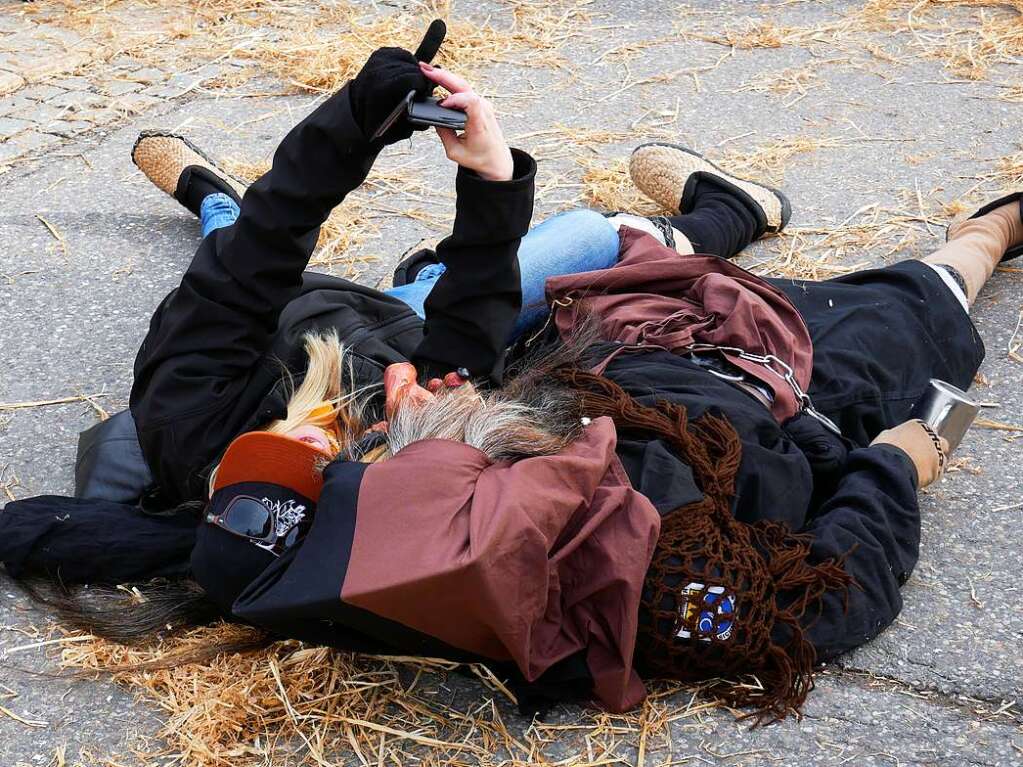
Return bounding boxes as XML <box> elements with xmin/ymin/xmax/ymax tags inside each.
<box><xmin>1008</xmin><ymin>307</ymin><xmax>1023</xmax><ymax>364</ymax></box>
<box><xmin>5</xmin><ymin>0</ymin><xmax>596</xmax><ymax>144</ymax></box>
<box><xmin>0</xmin><ymin>393</ymin><xmax>107</xmax><ymax>412</ymax></box>
<box><xmin>994</xmin><ymin>83</ymin><xmax>1023</xmax><ymax>103</ymax></box>
<box><xmin>711</xmin><ymin>134</ymin><xmax>845</xmax><ymax>186</ymax></box>
<box><xmin>34</xmin><ymin>214</ymin><xmax>69</xmax><ymax>258</ymax></box>
<box><xmin>211</xmin><ymin>0</ymin><xmax>594</xmax><ymax>95</ymax></box>
<box><xmin>59</xmin><ymin>622</ymin><xmax>723</xmax><ymax>766</ymax></box>
<box><xmin>0</xmin><ymin>701</ymin><xmax>47</xmax><ymax>729</ymax></box>
<box><xmin>734</xmin><ymin>62</ymin><xmax>824</xmax><ymax>99</ymax></box>
<box><xmin>693</xmin><ymin>19</ymin><xmax>796</xmax><ymax>50</ymax></box>
<box><xmin>990</xmin><ymin>149</ymin><xmax>1023</xmax><ymax>190</ymax></box>
<box><xmin>308</xmin><ymin>207</ymin><xmax>381</xmax><ymax>273</ymax></box>
<box><xmin>18</xmin><ymin>1</ymin><xmax>249</xmax><ymax>80</ymax></box>
<box><xmin>975</xmin><ymin>416</ymin><xmax>1023</xmax><ymax>432</ymax></box>
<box><xmin>223</xmin><ymin>157</ymin><xmax>383</xmax><ymax>275</ymax></box>
<box><xmin>688</xmin><ymin>1</ymin><xmax>1023</xmax><ymax>81</ymax></box>
<box><xmin>577</xmin><ymin>157</ymin><xmax>663</xmax><ymax>216</ymax></box>
<box><xmin>61</xmin><ymin>624</ymin><xmax>489</xmax><ymax>765</ymax></box>
<box><xmin>895</xmin><ymin>1</ymin><xmax>1023</xmax><ymax>81</ymax></box>
<box><xmin>743</xmin><ymin>227</ymin><xmax>865</xmax><ymax>282</ymax></box>
<box><xmin>744</xmin><ymin>188</ymin><xmax>961</xmax><ymax>281</ymax></box>
<box><xmin>591</xmin><ymin>35</ymin><xmax>679</xmax><ymax>64</ymax></box>
<box><xmin>937</xmin><ymin>197</ymin><xmax>976</xmax><ymax>221</ymax></box>
<box><xmin>597</xmin><ymin>51</ymin><xmax>734</xmax><ymax>101</ymax></box>
<box><xmin>0</xmin><ymin>465</ymin><xmax>22</xmax><ymax>503</ymax></box>
<box><xmin>517</xmin><ymin>123</ymin><xmax>677</xmax><ymax>161</ymax></box>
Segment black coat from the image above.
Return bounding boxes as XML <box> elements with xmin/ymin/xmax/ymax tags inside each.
<box><xmin>603</xmin><ymin>256</ymin><xmax>984</xmax><ymax>659</ymax></box>
<box><xmin>7</xmin><ymin>79</ymin><xmax>984</xmax><ymax>681</ymax></box>
<box><xmin>128</xmin><ymin>85</ymin><xmax>536</xmax><ymax>504</ymax></box>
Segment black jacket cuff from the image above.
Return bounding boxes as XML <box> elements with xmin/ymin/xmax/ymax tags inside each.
<box><xmin>443</xmin><ymin>149</ymin><xmax>536</xmax><ymax>261</ymax></box>
<box><xmin>870</xmin><ymin>443</ymin><xmax>921</xmax><ymax>491</ymax></box>
<box><xmin>412</xmin><ymin>149</ymin><xmax>537</xmax><ymax>382</ymax></box>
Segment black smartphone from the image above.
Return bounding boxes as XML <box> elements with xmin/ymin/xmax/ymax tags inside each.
<box><xmin>408</xmin><ymin>97</ymin><xmax>467</xmax><ymax>130</ymax></box>
<box><xmin>372</xmin><ymin>90</ymin><xmax>467</xmax><ymax>140</ymax></box>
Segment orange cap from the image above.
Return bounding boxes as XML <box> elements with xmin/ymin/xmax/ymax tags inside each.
<box><xmin>212</xmin><ymin>431</ymin><xmax>332</xmax><ymax>501</ymax></box>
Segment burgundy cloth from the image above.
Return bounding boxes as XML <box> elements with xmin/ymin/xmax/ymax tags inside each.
<box><xmin>343</xmin><ymin>417</ymin><xmax>661</xmax><ymax>712</ymax></box>
<box><xmin>545</xmin><ymin>227</ymin><xmax>814</xmax><ymax>423</ymax></box>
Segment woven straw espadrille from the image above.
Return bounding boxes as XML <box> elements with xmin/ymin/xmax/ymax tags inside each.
<box><xmin>131</xmin><ymin>130</ymin><xmax>247</xmax><ymax>215</ymax></box>
<box><xmin>629</xmin><ymin>142</ymin><xmax>791</xmax><ymax>233</ymax></box>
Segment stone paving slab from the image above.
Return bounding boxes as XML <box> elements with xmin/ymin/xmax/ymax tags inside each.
<box><xmin>0</xmin><ymin>1</ymin><xmax>245</xmax><ymax>171</ymax></box>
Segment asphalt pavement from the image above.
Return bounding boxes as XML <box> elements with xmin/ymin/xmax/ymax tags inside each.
<box><xmin>1</xmin><ymin>1</ymin><xmax>1021</xmax><ymax>764</ymax></box>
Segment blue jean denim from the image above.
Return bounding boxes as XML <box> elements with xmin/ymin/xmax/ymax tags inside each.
<box><xmin>199</xmin><ymin>199</ymin><xmax>620</xmax><ymax>339</ymax></box>
<box><xmin>200</xmin><ymin>194</ymin><xmax>241</xmax><ymax>239</ymax></box>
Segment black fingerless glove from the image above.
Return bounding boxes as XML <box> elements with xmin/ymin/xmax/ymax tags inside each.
<box><xmin>348</xmin><ymin>47</ymin><xmax>432</xmax><ymax>145</ymax></box>
<box><xmin>348</xmin><ymin>20</ymin><xmax>447</xmax><ymax>145</ymax></box>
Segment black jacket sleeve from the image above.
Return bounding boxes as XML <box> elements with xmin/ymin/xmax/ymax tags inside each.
<box><xmin>129</xmin><ymin>86</ymin><xmax>380</xmax><ymax>501</ymax></box>
<box><xmin>413</xmin><ymin>149</ymin><xmax>536</xmax><ymax>382</ymax></box>
<box><xmin>788</xmin><ymin>444</ymin><xmax>921</xmax><ymax>660</ymax></box>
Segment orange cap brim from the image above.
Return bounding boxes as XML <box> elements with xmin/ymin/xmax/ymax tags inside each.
<box><xmin>212</xmin><ymin>431</ymin><xmax>331</xmax><ymax>501</ymax></box>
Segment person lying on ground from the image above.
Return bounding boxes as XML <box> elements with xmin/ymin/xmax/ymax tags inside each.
<box><xmin>2</xmin><ymin>27</ymin><xmax>1018</xmax><ymax>722</ymax></box>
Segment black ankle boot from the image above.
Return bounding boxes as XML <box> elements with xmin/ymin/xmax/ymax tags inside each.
<box><xmin>666</xmin><ymin>179</ymin><xmax>764</xmax><ymax>259</ymax></box>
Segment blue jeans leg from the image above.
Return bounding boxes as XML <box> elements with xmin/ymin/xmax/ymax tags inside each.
<box><xmin>194</xmin><ymin>200</ymin><xmax>621</xmax><ymax>341</ymax></box>
<box><xmin>386</xmin><ymin>209</ymin><xmax>619</xmax><ymax>339</ymax></box>
<box><xmin>200</xmin><ymin>193</ymin><xmax>241</xmax><ymax>239</ymax></box>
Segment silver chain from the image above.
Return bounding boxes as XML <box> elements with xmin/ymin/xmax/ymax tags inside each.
<box><xmin>683</xmin><ymin>344</ymin><xmax>843</xmax><ymax>436</ymax></box>
<box><xmin>535</xmin><ymin>298</ymin><xmax>842</xmax><ymax>436</ymax></box>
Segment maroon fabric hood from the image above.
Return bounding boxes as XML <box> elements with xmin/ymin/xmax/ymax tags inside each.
<box><xmin>343</xmin><ymin>417</ymin><xmax>661</xmax><ymax>712</ymax></box>
<box><xmin>545</xmin><ymin>227</ymin><xmax>814</xmax><ymax>422</ymax></box>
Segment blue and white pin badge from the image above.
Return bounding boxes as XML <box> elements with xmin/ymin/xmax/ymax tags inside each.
<box><xmin>676</xmin><ymin>582</ymin><xmax>736</xmax><ymax>642</ymax></box>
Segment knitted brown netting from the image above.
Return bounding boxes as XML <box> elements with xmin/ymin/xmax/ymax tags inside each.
<box><xmin>555</xmin><ymin>368</ymin><xmax>855</xmax><ymax>724</ymax></box>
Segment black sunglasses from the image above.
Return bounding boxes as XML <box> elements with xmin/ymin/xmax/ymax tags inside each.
<box><xmin>206</xmin><ymin>495</ymin><xmax>301</xmax><ymax>555</ymax></box>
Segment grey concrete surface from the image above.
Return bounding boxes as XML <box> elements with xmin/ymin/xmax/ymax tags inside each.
<box><xmin>2</xmin><ymin>0</ymin><xmax>1022</xmax><ymax>764</ymax></box>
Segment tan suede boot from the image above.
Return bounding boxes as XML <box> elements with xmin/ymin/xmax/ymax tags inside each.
<box><xmin>924</xmin><ymin>194</ymin><xmax>1023</xmax><ymax>303</ymax></box>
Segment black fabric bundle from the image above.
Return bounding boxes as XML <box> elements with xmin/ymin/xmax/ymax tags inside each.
<box><xmin>0</xmin><ymin>496</ymin><xmax>196</xmax><ymax>584</ymax></box>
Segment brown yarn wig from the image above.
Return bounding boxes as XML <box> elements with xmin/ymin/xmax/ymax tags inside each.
<box><xmin>553</xmin><ymin>368</ymin><xmax>855</xmax><ymax>724</ymax></box>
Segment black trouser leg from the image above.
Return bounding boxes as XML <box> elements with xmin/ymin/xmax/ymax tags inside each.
<box><xmin>666</xmin><ymin>181</ymin><xmax>761</xmax><ymax>259</ymax></box>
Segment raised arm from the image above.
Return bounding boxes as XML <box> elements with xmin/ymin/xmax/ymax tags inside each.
<box><xmin>411</xmin><ymin>65</ymin><xmax>536</xmax><ymax>382</ymax></box>
<box><xmin>130</xmin><ymin>33</ymin><xmax>447</xmax><ymax>500</ymax></box>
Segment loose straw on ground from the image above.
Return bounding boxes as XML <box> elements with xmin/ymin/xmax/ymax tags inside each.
<box><xmin>57</xmin><ymin>620</ymin><xmax>733</xmax><ymax>766</ymax></box>
<box><xmin>7</xmin><ymin>0</ymin><xmax>1023</xmax><ymax>764</ymax></box>
<box><xmin>0</xmin><ymin>394</ymin><xmax>106</xmax><ymax>412</ymax></box>
<box><xmin>35</xmin><ymin>214</ymin><xmax>68</xmax><ymax>257</ymax></box>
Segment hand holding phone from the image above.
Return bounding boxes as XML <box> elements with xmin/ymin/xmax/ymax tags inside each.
<box><xmin>418</xmin><ymin>63</ymin><xmax>514</xmax><ymax>181</ymax></box>
<box><xmin>371</xmin><ymin>90</ymin><xmax>467</xmax><ymax>141</ymax></box>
